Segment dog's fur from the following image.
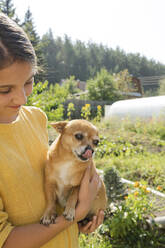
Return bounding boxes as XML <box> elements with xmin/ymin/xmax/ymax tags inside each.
<box><xmin>40</xmin><ymin>119</ymin><xmax>107</xmax><ymax>225</ymax></box>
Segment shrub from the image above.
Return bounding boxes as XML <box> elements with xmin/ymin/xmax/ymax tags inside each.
<box><xmin>99</xmin><ymin>182</ymin><xmax>165</xmax><ymax>248</ymax></box>
<box><xmin>27</xmin><ymin>81</ymin><xmax>69</xmax><ymax>121</ymax></box>
<box><xmin>103</xmin><ymin>167</ymin><xmax>126</xmax><ymax>202</ymax></box>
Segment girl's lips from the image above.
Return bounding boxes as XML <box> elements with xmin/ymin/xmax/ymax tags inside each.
<box><xmin>8</xmin><ymin>105</ymin><xmax>21</xmax><ymax>109</ymax></box>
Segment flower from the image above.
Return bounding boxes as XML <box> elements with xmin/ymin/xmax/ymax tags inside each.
<box><xmin>134</xmin><ymin>181</ymin><xmax>140</xmax><ymax>188</ymax></box>
<box><xmin>141</xmin><ymin>185</ymin><xmax>150</xmax><ymax>193</ymax></box>
<box><xmin>134</xmin><ymin>191</ymin><xmax>139</xmax><ymax>197</ymax></box>
<box><xmin>97</xmin><ymin>105</ymin><xmax>102</xmax><ymax>110</ymax></box>
<box><xmin>156</xmin><ymin>186</ymin><xmax>162</xmax><ymax>191</ymax></box>
<box><xmin>141</xmin><ymin>185</ymin><xmax>147</xmax><ymax>190</ymax></box>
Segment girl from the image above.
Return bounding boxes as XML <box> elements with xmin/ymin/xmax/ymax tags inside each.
<box><xmin>0</xmin><ymin>13</ymin><xmax>104</xmax><ymax>248</ymax></box>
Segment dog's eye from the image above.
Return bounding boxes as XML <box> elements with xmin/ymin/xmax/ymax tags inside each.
<box><xmin>75</xmin><ymin>133</ymin><xmax>83</xmax><ymax>140</ymax></box>
<box><xmin>93</xmin><ymin>139</ymin><xmax>99</xmax><ymax>146</ymax></box>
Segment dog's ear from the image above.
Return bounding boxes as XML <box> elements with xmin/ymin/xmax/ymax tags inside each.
<box><xmin>50</xmin><ymin>121</ymin><xmax>68</xmax><ymax>133</ymax></box>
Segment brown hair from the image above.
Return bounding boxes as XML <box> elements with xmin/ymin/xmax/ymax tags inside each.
<box><xmin>0</xmin><ymin>13</ymin><xmax>37</xmax><ymax>69</ymax></box>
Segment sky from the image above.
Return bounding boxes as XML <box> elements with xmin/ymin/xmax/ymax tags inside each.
<box><xmin>13</xmin><ymin>0</ymin><xmax>165</xmax><ymax>65</ymax></box>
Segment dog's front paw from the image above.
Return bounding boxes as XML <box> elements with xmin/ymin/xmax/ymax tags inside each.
<box><xmin>40</xmin><ymin>212</ymin><xmax>57</xmax><ymax>226</ymax></box>
<box><xmin>63</xmin><ymin>207</ymin><xmax>75</xmax><ymax>221</ymax></box>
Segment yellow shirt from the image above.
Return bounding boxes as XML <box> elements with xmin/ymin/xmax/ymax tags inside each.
<box><xmin>0</xmin><ymin>106</ymin><xmax>78</xmax><ymax>248</ymax></box>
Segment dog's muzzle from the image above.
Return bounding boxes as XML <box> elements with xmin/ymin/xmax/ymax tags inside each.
<box><xmin>77</xmin><ymin>145</ymin><xmax>94</xmax><ymax>161</ymax></box>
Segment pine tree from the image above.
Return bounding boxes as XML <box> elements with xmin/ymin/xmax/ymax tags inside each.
<box><xmin>22</xmin><ymin>7</ymin><xmax>46</xmax><ymax>82</ymax></box>
<box><xmin>0</xmin><ymin>0</ymin><xmax>19</xmax><ymax>22</ymax></box>
<box><xmin>40</xmin><ymin>30</ymin><xmax>60</xmax><ymax>84</ymax></box>
<box><xmin>22</xmin><ymin>7</ymin><xmax>40</xmax><ymax>47</ymax></box>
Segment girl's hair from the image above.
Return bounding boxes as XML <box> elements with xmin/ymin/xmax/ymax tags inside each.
<box><xmin>0</xmin><ymin>13</ymin><xmax>37</xmax><ymax>69</ymax></box>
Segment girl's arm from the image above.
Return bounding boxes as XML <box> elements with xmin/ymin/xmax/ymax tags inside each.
<box><xmin>3</xmin><ymin>165</ymin><xmax>100</xmax><ymax>248</ymax></box>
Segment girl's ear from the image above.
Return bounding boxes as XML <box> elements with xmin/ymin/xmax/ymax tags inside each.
<box><xmin>50</xmin><ymin>121</ymin><xmax>68</xmax><ymax>133</ymax></box>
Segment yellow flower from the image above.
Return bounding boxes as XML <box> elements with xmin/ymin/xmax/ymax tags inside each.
<box><xmin>97</xmin><ymin>105</ymin><xmax>102</xmax><ymax>110</ymax></box>
<box><xmin>141</xmin><ymin>185</ymin><xmax>150</xmax><ymax>193</ymax></box>
<box><xmin>134</xmin><ymin>181</ymin><xmax>140</xmax><ymax>188</ymax></box>
<box><xmin>134</xmin><ymin>191</ymin><xmax>139</xmax><ymax>197</ymax></box>
<box><xmin>141</xmin><ymin>185</ymin><xmax>147</xmax><ymax>190</ymax></box>
<box><xmin>156</xmin><ymin>186</ymin><xmax>162</xmax><ymax>191</ymax></box>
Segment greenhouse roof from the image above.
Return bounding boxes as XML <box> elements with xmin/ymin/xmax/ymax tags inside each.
<box><xmin>105</xmin><ymin>95</ymin><xmax>165</xmax><ymax>119</ymax></box>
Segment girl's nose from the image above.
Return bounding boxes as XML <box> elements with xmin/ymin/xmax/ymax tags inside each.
<box><xmin>13</xmin><ymin>88</ymin><xmax>27</xmax><ymax>105</ymax></box>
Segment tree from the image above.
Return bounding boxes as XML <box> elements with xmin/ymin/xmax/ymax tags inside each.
<box><xmin>62</xmin><ymin>76</ymin><xmax>80</xmax><ymax>95</ymax></box>
<box><xmin>114</xmin><ymin>69</ymin><xmax>137</xmax><ymax>99</ymax></box>
<box><xmin>22</xmin><ymin>7</ymin><xmax>40</xmax><ymax>47</ymax></box>
<box><xmin>39</xmin><ymin>30</ymin><xmax>165</xmax><ymax>84</ymax></box>
<box><xmin>40</xmin><ymin>30</ymin><xmax>60</xmax><ymax>84</ymax></box>
<box><xmin>73</xmin><ymin>40</ymin><xmax>88</xmax><ymax>80</ymax></box>
<box><xmin>87</xmin><ymin>68</ymin><xmax>119</xmax><ymax>101</ymax></box>
<box><xmin>62</xmin><ymin>35</ymin><xmax>75</xmax><ymax>78</ymax></box>
<box><xmin>0</xmin><ymin>0</ymin><xmax>19</xmax><ymax>22</ymax></box>
<box><xmin>22</xmin><ymin>7</ymin><xmax>46</xmax><ymax>82</ymax></box>
<box><xmin>87</xmin><ymin>42</ymin><xmax>103</xmax><ymax>78</ymax></box>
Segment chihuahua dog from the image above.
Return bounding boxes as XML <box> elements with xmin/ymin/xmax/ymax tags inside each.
<box><xmin>40</xmin><ymin>119</ymin><xmax>107</xmax><ymax>225</ymax></box>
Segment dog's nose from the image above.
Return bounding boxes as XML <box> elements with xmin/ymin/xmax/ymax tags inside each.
<box><xmin>86</xmin><ymin>145</ymin><xmax>94</xmax><ymax>154</ymax></box>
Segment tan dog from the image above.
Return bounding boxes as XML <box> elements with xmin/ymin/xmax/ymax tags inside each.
<box><xmin>40</xmin><ymin>119</ymin><xmax>107</xmax><ymax>225</ymax></box>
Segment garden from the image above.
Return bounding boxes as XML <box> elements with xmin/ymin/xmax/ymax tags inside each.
<box><xmin>79</xmin><ymin>117</ymin><xmax>165</xmax><ymax>248</ymax></box>
<box><xmin>27</xmin><ymin>81</ymin><xmax>165</xmax><ymax>247</ymax></box>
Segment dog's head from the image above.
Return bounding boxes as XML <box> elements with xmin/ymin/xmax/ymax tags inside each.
<box><xmin>51</xmin><ymin>119</ymin><xmax>99</xmax><ymax>162</ymax></box>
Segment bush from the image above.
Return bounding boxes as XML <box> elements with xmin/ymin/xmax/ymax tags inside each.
<box><xmin>87</xmin><ymin>68</ymin><xmax>119</xmax><ymax>101</ymax></box>
<box><xmin>27</xmin><ymin>81</ymin><xmax>69</xmax><ymax>121</ymax></box>
<box><xmin>99</xmin><ymin>182</ymin><xmax>165</xmax><ymax>248</ymax></box>
<box><xmin>103</xmin><ymin>167</ymin><xmax>126</xmax><ymax>202</ymax></box>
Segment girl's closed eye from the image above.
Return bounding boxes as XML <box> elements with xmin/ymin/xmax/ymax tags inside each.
<box><xmin>0</xmin><ymin>87</ymin><xmax>11</xmax><ymax>94</ymax></box>
<box><xmin>25</xmin><ymin>81</ymin><xmax>33</xmax><ymax>86</ymax></box>
<box><xmin>25</xmin><ymin>78</ymin><xmax>34</xmax><ymax>86</ymax></box>
<box><xmin>0</xmin><ymin>78</ymin><xmax>34</xmax><ymax>95</ymax></box>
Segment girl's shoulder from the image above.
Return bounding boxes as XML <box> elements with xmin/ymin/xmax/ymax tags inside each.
<box><xmin>21</xmin><ymin>106</ymin><xmax>47</xmax><ymax>119</ymax></box>
<box><xmin>21</xmin><ymin>106</ymin><xmax>48</xmax><ymax>127</ymax></box>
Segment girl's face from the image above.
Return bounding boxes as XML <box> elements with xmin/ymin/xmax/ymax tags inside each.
<box><xmin>0</xmin><ymin>61</ymin><xmax>34</xmax><ymax>123</ymax></box>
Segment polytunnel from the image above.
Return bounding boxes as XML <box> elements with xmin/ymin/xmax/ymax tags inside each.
<box><xmin>105</xmin><ymin>95</ymin><xmax>165</xmax><ymax>120</ymax></box>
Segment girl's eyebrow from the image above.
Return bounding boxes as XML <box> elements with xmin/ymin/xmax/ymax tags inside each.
<box><xmin>0</xmin><ymin>74</ymin><xmax>34</xmax><ymax>88</ymax></box>
<box><xmin>26</xmin><ymin>74</ymin><xmax>35</xmax><ymax>81</ymax></box>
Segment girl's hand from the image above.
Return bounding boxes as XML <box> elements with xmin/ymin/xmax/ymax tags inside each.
<box><xmin>78</xmin><ymin>210</ymin><xmax>104</xmax><ymax>234</ymax></box>
<box><xmin>75</xmin><ymin>165</ymin><xmax>100</xmax><ymax>222</ymax></box>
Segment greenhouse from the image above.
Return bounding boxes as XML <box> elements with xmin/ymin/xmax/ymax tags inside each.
<box><xmin>105</xmin><ymin>95</ymin><xmax>165</xmax><ymax>120</ymax></box>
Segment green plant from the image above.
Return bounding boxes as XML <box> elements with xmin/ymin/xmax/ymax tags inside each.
<box><xmin>87</xmin><ymin>68</ymin><xmax>119</xmax><ymax>101</ymax></box>
<box><xmin>96</xmin><ymin>136</ymin><xmax>145</xmax><ymax>158</ymax></box>
<box><xmin>47</xmin><ymin>104</ymin><xmax>64</xmax><ymax>121</ymax></box>
<box><xmin>79</xmin><ymin>231</ymin><xmax>112</xmax><ymax>248</ymax></box>
<box><xmin>63</xmin><ymin>75</ymin><xmax>80</xmax><ymax>95</ymax></box>
<box><xmin>94</xmin><ymin>105</ymin><xmax>102</xmax><ymax>122</ymax></box>
<box><xmin>27</xmin><ymin>81</ymin><xmax>69</xmax><ymax>121</ymax></box>
<box><xmin>67</xmin><ymin>102</ymin><xmax>75</xmax><ymax>120</ymax></box>
<box><xmin>156</xmin><ymin>126</ymin><xmax>165</xmax><ymax>140</ymax></box>
<box><xmin>104</xmin><ymin>167</ymin><xmax>126</xmax><ymax>202</ymax></box>
<box><xmin>81</xmin><ymin>103</ymin><xmax>91</xmax><ymax>120</ymax></box>
<box><xmin>100</xmin><ymin>183</ymin><xmax>165</xmax><ymax>248</ymax></box>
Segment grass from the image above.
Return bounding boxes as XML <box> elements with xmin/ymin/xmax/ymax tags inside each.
<box><xmin>95</xmin><ymin>117</ymin><xmax>165</xmax><ymax>192</ymax></box>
